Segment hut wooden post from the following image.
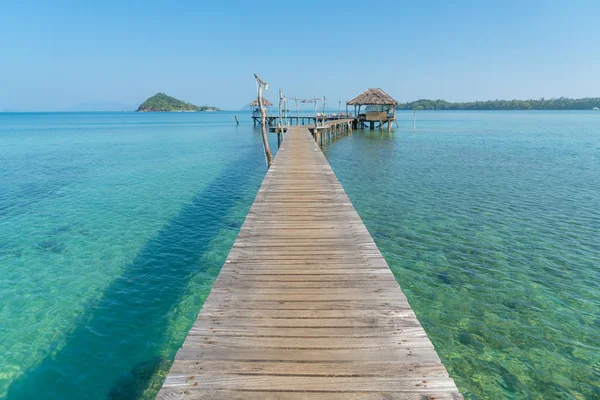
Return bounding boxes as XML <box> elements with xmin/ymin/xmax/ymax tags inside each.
<box><xmin>254</xmin><ymin>73</ymin><xmax>273</xmax><ymax>168</ymax></box>
<box><xmin>278</xmin><ymin>89</ymin><xmax>283</xmax><ymax>145</ymax></box>
<box><xmin>278</xmin><ymin>89</ymin><xmax>283</xmax><ymax>129</ymax></box>
<box><xmin>284</xmin><ymin>96</ymin><xmax>289</xmax><ymax>127</ymax></box>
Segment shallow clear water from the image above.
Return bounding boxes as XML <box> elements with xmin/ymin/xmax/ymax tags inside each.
<box><xmin>323</xmin><ymin>111</ymin><xmax>600</xmax><ymax>399</ymax></box>
<box><xmin>1</xmin><ymin>111</ymin><xmax>599</xmax><ymax>399</ymax></box>
<box><xmin>0</xmin><ymin>111</ymin><xmax>277</xmax><ymax>399</ymax></box>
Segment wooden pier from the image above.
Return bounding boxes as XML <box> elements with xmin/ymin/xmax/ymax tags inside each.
<box><xmin>158</xmin><ymin>126</ymin><xmax>462</xmax><ymax>399</ymax></box>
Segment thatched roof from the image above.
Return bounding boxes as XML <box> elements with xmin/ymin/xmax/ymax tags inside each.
<box><xmin>249</xmin><ymin>98</ymin><xmax>273</xmax><ymax>107</ymax></box>
<box><xmin>347</xmin><ymin>88</ymin><xmax>398</xmax><ymax>106</ymax></box>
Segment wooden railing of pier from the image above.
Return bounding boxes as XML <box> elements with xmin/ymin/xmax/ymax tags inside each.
<box><xmin>311</xmin><ymin>118</ymin><xmax>354</xmax><ymax>147</ymax></box>
<box><xmin>158</xmin><ymin>126</ymin><xmax>462</xmax><ymax>399</ymax></box>
<box><xmin>253</xmin><ymin>114</ymin><xmax>355</xmax><ymax>127</ymax></box>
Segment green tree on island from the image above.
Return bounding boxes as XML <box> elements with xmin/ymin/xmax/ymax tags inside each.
<box><xmin>137</xmin><ymin>93</ymin><xmax>220</xmax><ymax>112</ymax></box>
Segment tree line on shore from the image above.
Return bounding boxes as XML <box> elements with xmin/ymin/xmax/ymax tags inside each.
<box><xmin>396</xmin><ymin>97</ymin><xmax>600</xmax><ymax>110</ymax></box>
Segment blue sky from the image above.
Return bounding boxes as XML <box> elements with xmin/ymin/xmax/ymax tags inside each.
<box><xmin>1</xmin><ymin>0</ymin><xmax>599</xmax><ymax>110</ymax></box>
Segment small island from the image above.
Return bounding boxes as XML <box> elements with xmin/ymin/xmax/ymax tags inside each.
<box><xmin>136</xmin><ymin>93</ymin><xmax>220</xmax><ymax>112</ymax></box>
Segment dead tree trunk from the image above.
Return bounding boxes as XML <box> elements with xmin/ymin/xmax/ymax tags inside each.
<box><xmin>255</xmin><ymin>73</ymin><xmax>273</xmax><ymax>168</ymax></box>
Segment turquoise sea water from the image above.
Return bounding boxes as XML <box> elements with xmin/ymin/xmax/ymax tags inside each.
<box><xmin>324</xmin><ymin>111</ymin><xmax>600</xmax><ymax>399</ymax></box>
<box><xmin>0</xmin><ymin>111</ymin><xmax>598</xmax><ymax>399</ymax></box>
<box><xmin>0</xmin><ymin>112</ymin><xmax>278</xmax><ymax>398</ymax></box>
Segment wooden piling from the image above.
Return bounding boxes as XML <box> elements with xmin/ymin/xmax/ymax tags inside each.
<box><xmin>254</xmin><ymin>73</ymin><xmax>273</xmax><ymax>168</ymax></box>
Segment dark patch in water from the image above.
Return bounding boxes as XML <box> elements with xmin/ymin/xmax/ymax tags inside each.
<box><xmin>503</xmin><ymin>300</ymin><xmax>522</xmax><ymax>311</ymax></box>
<box><xmin>226</xmin><ymin>220</ymin><xmax>242</xmax><ymax>230</ymax></box>
<box><xmin>437</xmin><ymin>270</ymin><xmax>453</xmax><ymax>285</ymax></box>
<box><xmin>457</xmin><ymin>332</ymin><xmax>484</xmax><ymax>351</ymax></box>
<box><xmin>498</xmin><ymin>365</ymin><xmax>522</xmax><ymax>393</ymax></box>
<box><xmin>51</xmin><ymin>223</ymin><xmax>80</xmax><ymax>235</ymax></box>
<box><xmin>108</xmin><ymin>357</ymin><xmax>167</xmax><ymax>400</ymax></box>
<box><xmin>0</xmin><ymin>163</ymin><xmax>83</xmax><ymax>218</ymax></box>
<box><xmin>458</xmin><ymin>332</ymin><xmax>472</xmax><ymax>346</ymax></box>
<box><xmin>36</xmin><ymin>239</ymin><xmax>67</xmax><ymax>254</ymax></box>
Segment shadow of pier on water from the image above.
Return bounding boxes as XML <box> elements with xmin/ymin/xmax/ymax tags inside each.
<box><xmin>6</xmin><ymin>149</ymin><xmax>267</xmax><ymax>400</ymax></box>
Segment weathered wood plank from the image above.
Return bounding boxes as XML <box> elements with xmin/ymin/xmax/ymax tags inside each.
<box><xmin>187</xmin><ymin>326</ymin><xmax>426</xmax><ymax>337</ymax></box>
<box><xmin>157</xmin><ymin>127</ymin><xmax>461</xmax><ymax>399</ymax></box>
<box><xmin>182</xmin><ymin>336</ymin><xmax>434</xmax><ymax>350</ymax></box>
<box><xmin>162</xmin><ymin>375</ymin><xmax>458</xmax><ymax>392</ymax></box>
<box><xmin>158</xmin><ymin>390</ymin><xmax>462</xmax><ymax>400</ymax></box>
<box><xmin>193</xmin><ymin>309</ymin><xmax>415</xmax><ymax>319</ymax></box>
<box><xmin>192</xmin><ymin>316</ymin><xmax>422</xmax><ymax>328</ymax></box>
<box><xmin>174</xmin><ymin>348</ymin><xmax>441</xmax><ymax>363</ymax></box>
<box><xmin>167</xmin><ymin>360</ymin><xmax>450</xmax><ymax>377</ymax></box>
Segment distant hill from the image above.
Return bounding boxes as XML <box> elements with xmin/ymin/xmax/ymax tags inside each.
<box><xmin>137</xmin><ymin>93</ymin><xmax>220</xmax><ymax>112</ymax></box>
<box><xmin>397</xmin><ymin>97</ymin><xmax>600</xmax><ymax>111</ymax></box>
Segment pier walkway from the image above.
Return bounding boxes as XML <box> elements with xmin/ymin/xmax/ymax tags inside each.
<box><xmin>158</xmin><ymin>127</ymin><xmax>462</xmax><ymax>399</ymax></box>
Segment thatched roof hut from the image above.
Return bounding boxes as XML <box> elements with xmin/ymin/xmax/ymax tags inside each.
<box><xmin>347</xmin><ymin>89</ymin><xmax>398</xmax><ymax>129</ymax></box>
<box><xmin>249</xmin><ymin>99</ymin><xmax>273</xmax><ymax>107</ymax></box>
<box><xmin>347</xmin><ymin>88</ymin><xmax>398</xmax><ymax>106</ymax></box>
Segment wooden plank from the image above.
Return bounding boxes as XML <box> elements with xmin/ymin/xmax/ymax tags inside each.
<box><xmin>187</xmin><ymin>326</ymin><xmax>427</xmax><ymax>337</ymax></box>
<box><xmin>162</xmin><ymin>375</ymin><xmax>458</xmax><ymax>392</ymax></box>
<box><xmin>175</xmin><ymin>348</ymin><xmax>441</xmax><ymax>363</ymax></box>
<box><xmin>193</xmin><ymin>301</ymin><xmax>406</xmax><ymax>311</ymax></box>
<box><xmin>182</xmin><ymin>336</ymin><xmax>434</xmax><ymax>350</ymax></box>
<box><xmin>193</xmin><ymin>309</ymin><xmax>415</xmax><ymax>319</ymax></box>
<box><xmin>157</xmin><ymin>126</ymin><xmax>461</xmax><ymax>399</ymax></box>
<box><xmin>192</xmin><ymin>316</ymin><xmax>422</xmax><ymax>328</ymax></box>
<box><xmin>168</xmin><ymin>360</ymin><xmax>450</xmax><ymax>377</ymax></box>
<box><xmin>158</xmin><ymin>390</ymin><xmax>461</xmax><ymax>400</ymax></box>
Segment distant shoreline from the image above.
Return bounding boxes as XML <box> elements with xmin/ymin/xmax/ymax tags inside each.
<box><xmin>397</xmin><ymin>97</ymin><xmax>600</xmax><ymax>111</ymax></box>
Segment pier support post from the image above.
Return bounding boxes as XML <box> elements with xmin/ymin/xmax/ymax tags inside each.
<box><xmin>254</xmin><ymin>73</ymin><xmax>273</xmax><ymax>168</ymax></box>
